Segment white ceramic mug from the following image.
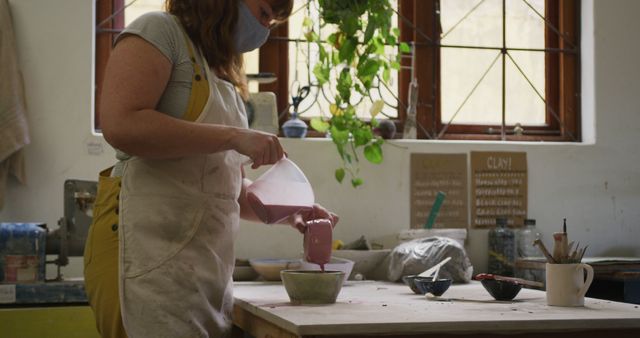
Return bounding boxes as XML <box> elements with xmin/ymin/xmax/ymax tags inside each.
<box><xmin>545</xmin><ymin>263</ymin><xmax>594</xmax><ymax>307</ymax></box>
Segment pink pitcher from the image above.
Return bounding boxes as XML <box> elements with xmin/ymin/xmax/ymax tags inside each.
<box><xmin>247</xmin><ymin>158</ymin><xmax>314</xmax><ymax>224</ymax></box>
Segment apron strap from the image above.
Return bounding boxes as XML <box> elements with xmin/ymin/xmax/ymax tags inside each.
<box><xmin>173</xmin><ymin>16</ymin><xmax>210</xmax><ymax>122</ymax></box>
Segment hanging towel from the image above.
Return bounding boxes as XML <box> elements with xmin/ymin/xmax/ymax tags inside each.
<box><xmin>0</xmin><ymin>0</ymin><xmax>30</xmax><ymax>209</ymax></box>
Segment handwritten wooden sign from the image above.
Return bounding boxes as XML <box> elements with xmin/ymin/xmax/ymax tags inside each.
<box><xmin>471</xmin><ymin>151</ymin><xmax>527</xmax><ymax>228</ymax></box>
<box><xmin>410</xmin><ymin>153</ymin><xmax>468</xmax><ymax>229</ymax></box>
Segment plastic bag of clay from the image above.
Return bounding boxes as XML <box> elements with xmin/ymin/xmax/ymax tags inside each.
<box><xmin>386</xmin><ymin>236</ymin><xmax>473</xmax><ymax>283</ymax></box>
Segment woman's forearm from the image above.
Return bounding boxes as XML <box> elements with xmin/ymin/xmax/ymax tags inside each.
<box><xmin>102</xmin><ymin>108</ymin><xmax>243</xmax><ymax>159</ymax></box>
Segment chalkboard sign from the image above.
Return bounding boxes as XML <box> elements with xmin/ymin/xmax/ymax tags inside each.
<box><xmin>410</xmin><ymin>153</ymin><xmax>468</xmax><ymax>229</ymax></box>
<box><xmin>471</xmin><ymin>151</ymin><xmax>527</xmax><ymax>228</ymax></box>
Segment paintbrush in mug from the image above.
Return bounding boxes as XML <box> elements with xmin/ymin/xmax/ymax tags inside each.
<box><xmin>534</xmin><ymin>239</ymin><xmax>556</xmax><ymax>263</ymax></box>
<box><xmin>552</xmin><ymin>232</ymin><xmax>568</xmax><ymax>262</ymax></box>
<box><xmin>563</xmin><ymin>218</ymin><xmax>569</xmax><ymax>247</ymax></box>
<box><xmin>561</xmin><ymin>241</ymin><xmax>588</xmax><ymax>264</ymax></box>
<box><xmin>570</xmin><ymin>242</ymin><xmax>580</xmax><ymax>261</ymax></box>
<box><xmin>552</xmin><ymin>218</ymin><xmax>570</xmax><ymax>262</ymax></box>
<box><xmin>579</xmin><ymin>245</ymin><xmax>588</xmax><ymax>261</ymax></box>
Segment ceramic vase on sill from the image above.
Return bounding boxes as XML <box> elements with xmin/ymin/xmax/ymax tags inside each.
<box><xmin>282</xmin><ymin>113</ymin><xmax>307</xmax><ymax>138</ymax></box>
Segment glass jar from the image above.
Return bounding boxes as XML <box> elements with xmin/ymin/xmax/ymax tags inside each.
<box><xmin>517</xmin><ymin>219</ymin><xmax>539</xmax><ymax>258</ymax></box>
<box><xmin>488</xmin><ymin>217</ymin><xmax>515</xmax><ymax>276</ymax></box>
<box><xmin>0</xmin><ymin>223</ymin><xmax>47</xmax><ymax>283</ymax></box>
<box><xmin>515</xmin><ymin>219</ymin><xmax>539</xmax><ymax>280</ymax></box>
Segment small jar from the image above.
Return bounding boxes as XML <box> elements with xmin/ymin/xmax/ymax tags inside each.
<box><xmin>488</xmin><ymin>217</ymin><xmax>515</xmax><ymax>276</ymax></box>
<box><xmin>0</xmin><ymin>223</ymin><xmax>47</xmax><ymax>283</ymax></box>
<box><xmin>515</xmin><ymin>219</ymin><xmax>539</xmax><ymax>280</ymax></box>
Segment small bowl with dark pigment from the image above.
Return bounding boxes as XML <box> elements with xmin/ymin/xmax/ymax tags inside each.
<box><xmin>480</xmin><ymin>279</ymin><xmax>523</xmax><ymax>301</ymax></box>
<box><xmin>402</xmin><ymin>275</ymin><xmax>423</xmax><ymax>294</ymax></box>
<box><xmin>280</xmin><ymin>270</ymin><xmax>345</xmax><ymax>304</ymax></box>
<box><xmin>413</xmin><ymin>277</ymin><xmax>452</xmax><ymax>297</ymax></box>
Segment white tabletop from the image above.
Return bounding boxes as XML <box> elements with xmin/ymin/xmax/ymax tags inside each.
<box><xmin>233</xmin><ymin>280</ymin><xmax>640</xmax><ymax>336</ymax></box>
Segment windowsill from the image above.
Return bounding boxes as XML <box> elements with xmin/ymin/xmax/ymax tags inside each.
<box><xmin>278</xmin><ymin>137</ymin><xmax>596</xmax><ymax>147</ymax></box>
<box><xmin>93</xmin><ymin>128</ymin><xmax>594</xmax><ymax>146</ymax></box>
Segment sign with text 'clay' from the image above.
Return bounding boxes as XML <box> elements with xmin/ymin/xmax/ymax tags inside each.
<box><xmin>471</xmin><ymin>151</ymin><xmax>527</xmax><ymax>228</ymax></box>
<box><xmin>410</xmin><ymin>153</ymin><xmax>468</xmax><ymax>229</ymax></box>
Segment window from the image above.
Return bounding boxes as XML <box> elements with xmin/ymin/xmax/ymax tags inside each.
<box><xmin>272</xmin><ymin>0</ymin><xmax>580</xmax><ymax>141</ymax></box>
<box><xmin>94</xmin><ymin>0</ymin><xmax>121</xmax><ymax>131</ymax></box>
<box><xmin>282</xmin><ymin>0</ymin><xmax>400</xmax><ymax>121</ymax></box>
<box><xmin>397</xmin><ymin>0</ymin><xmax>581</xmax><ymax>141</ymax></box>
<box><xmin>96</xmin><ymin>0</ymin><xmax>580</xmax><ymax>141</ymax></box>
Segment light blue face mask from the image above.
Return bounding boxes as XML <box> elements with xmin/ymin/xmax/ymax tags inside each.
<box><xmin>235</xmin><ymin>1</ymin><xmax>271</xmax><ymax>53</ymax></box>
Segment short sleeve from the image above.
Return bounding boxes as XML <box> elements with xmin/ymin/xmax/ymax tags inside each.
<box><xmin>115</xmin><ymin>12</ymin><xmax>181</xmax><ymax>65</ymax></box>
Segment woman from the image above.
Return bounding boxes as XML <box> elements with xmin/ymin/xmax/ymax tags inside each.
<box><xmin>83</xmin><ymin>1</ymin><xmax>338</xmax><ymax>337</ymax></box>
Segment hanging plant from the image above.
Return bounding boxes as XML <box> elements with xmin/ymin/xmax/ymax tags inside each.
<box><xmin>304</xmin><ymin>0</ymin><xmax>410</xmax><ymax>187</ymax></box>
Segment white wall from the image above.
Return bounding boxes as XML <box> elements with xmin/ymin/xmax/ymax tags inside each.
<box><xmin>2</xmin><ymin>0</ymin><xmax>638</xmax><ymax>279</ymax></box>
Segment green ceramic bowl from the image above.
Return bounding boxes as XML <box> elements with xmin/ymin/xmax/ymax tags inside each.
<box><xmin>280</xmin><ymin>270</ymin><xmax>345</xmax><ymax>304</ymax></box>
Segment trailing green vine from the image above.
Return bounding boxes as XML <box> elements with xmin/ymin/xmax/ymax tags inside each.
<box><xmin>304</xmin><ymin>0</ymin><xmax>409</xmax><ymax>187</ymax></box>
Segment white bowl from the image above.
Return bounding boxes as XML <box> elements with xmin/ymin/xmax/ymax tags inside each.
<box><xmin>331</xmin><ymin>249</ymin><xmax>390</xmax><ymax>280</ymax></box>
<box><xmin>249</xmin><ymin>258</ymin><xmax>302</xmax><ymax>281</ymax></box>
<box><xmin>233</xmin><ymin>266</ymin><xmax>258</xmax><ymax>281</ymax></box>
<box><xmin>299</xmin><ymin>257</ymin><xmax>354</xmax><ymax>283</ymax></box>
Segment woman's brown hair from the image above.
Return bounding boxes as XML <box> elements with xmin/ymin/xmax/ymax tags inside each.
<box><xmin>165</xmin><ymin>0</ymin><xmax>293</xmax><ymax>99</ymax></box>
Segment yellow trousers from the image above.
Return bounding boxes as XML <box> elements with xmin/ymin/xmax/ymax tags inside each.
<box><xmin>83</xmin><ymin>168</ymin><xmax>127</xmax><ymax>338</ymax></box>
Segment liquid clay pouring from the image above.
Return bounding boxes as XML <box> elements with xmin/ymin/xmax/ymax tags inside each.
<box><xmin>303</xmin><ymin>218</ymin><xmax>333</xmax><ymax>271</ymax></box>
<box><xmin>247</xmin><ymin>158</ymin><xmax>333</xmax><ymax>271</ymax></box>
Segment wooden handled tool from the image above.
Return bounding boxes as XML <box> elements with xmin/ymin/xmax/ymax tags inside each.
<box><xmin>475</xmin><ymin>273</ymin><xmax>544</xmax><ymax>288</ymax></box>
<box><xmin>552</xmin><ymin>232</ymin><xmax>568</xmax><ymax>263</ymax></box>
<box><xmin>533</xmin><ymin>239</ymin><xmax>556</xmax><ymax>263</ymax></box>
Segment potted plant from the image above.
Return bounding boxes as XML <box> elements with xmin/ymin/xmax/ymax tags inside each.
<box><xmin>304</xmin><ymin>0</ymin><xmax>409</xmax><ymax>187</ymax></box>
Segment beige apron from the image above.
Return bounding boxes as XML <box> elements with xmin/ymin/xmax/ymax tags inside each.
<box><xmin>118</xmin><ymin>56</ymin><xmax>248</xmax><ymax>338</ymax></box>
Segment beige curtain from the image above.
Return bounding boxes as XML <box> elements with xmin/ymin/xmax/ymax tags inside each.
<box><xmin>0</xmin><ymin>0</ymin><xmax>30</xmax><ymax>209</ymax></box>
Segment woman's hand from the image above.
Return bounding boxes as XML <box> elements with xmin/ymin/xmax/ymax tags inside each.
<box><xmin>230</xmin><ymin>129</ymin><xmax>284</xmax><ymax>169</ymax></box>
<box><xmin>288</xmin><ymin>204</ymin><xmax>339</xmax><ymax>234</ymax></box>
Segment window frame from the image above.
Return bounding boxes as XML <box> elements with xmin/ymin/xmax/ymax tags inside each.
<box><xmin>95</xmin><ymin>0</ymin><xmax>123</xmax><ymax>131</ymax></box>
<box><xmin>95</xmin><ymin>0</ymin><xmax>580</xmax><ymax>142</ymax></box>
<box><xmin>396</xmin><ymin>0</ymin><xmax>580</xmax><ymax>141</ymax></box>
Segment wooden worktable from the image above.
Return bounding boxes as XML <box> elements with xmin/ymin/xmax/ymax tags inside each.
<box><xmin>232</xmin><ymin>281</ymin><xmax>640</xmax><ymax>337</ymax></box>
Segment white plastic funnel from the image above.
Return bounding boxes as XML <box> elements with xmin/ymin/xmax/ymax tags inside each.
<box><xmin>247</xmin><ymin>158</ymin><xmax>314</xmax><ymax>224</ymax></box>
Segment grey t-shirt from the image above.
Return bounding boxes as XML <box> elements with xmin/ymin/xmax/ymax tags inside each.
<box><xmin>111</xmin><ymin>12</ymin><xmax>202</xmax><ymax>175</ymax></box>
